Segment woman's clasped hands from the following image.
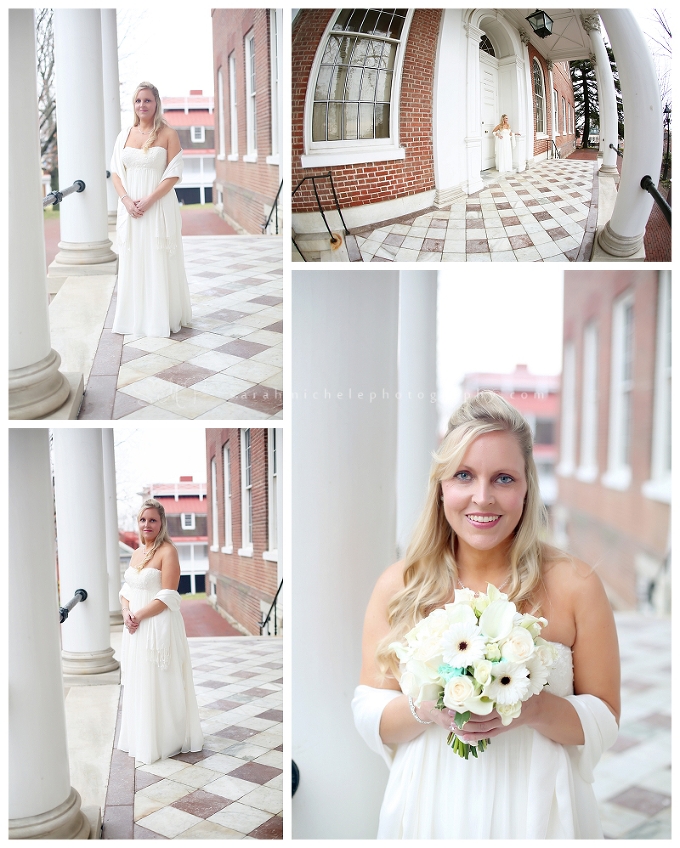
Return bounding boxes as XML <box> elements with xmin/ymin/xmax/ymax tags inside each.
<box><xmin>122</xmin><ymin>195</ymin><xmax>152</xmax><ymax>218</ymax></box>
<box><xmin>123</xmin><ymin>608</ymin><xmax>140</xmax><ymax>635</ymax></box>
<box><xmin>416</xmin><ymin>699</ymin><xmax>525</xmax><ymax>743</ymax></box>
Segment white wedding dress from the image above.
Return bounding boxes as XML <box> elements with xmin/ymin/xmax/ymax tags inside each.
<box><xmin>117</xmin><ymin>566</ymin><xmax>203</xmax><ymax>765</ymax></box>
<box><xmin>111</xmin><ymin>141</ymin><xmax>192</xmax><ymax>338</ymax></box>
<box><xmin>353</xmin><ymin>642</ymin><xmax>618</xmax><ymax>839</ymax></box>
<box><xmin>495</xmin><ymin>127</ymin><xmax>513</xmax><ymax>174</ymax></box>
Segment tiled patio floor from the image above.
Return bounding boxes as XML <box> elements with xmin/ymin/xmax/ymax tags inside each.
<box><xmin>595</xmin><ymin>612</ymin><xmax>671</xmax><ymax>838</ymax></box>
<box><xmin>79</xmin><ymin>235</ymin><xmax>283</xmax><ymax>420</ymax></box>
<box><xmin>355</xmin><ymin>159</ymin><xmax>596</xmax><ymax>263</ymax></box>
<box><xmin>104</xmin><ymin>637</ymin><xmax>283</xmax><ymax>839</ymax></box>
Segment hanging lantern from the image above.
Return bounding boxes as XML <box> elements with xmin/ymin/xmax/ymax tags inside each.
<box><xmin>525</xmin><ymin>10</ymin><xmax>554</xmax><ymax>38</ymax></box>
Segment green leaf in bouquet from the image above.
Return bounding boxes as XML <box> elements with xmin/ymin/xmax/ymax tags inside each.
<box><xmin>454</xmin><ymin>710</ymin><xmax>471</xmax><ymax>728</ymax></box>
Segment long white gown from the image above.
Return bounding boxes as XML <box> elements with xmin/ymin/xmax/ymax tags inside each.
<box><xmin>495</xmin><ymin>127</ymin><xmax>514</xmax><ymax>174</ymax></box>
<box><xmin>111</xmin><ymin>138</ymin><xmax>192</xmax><ymax>338</ymax></box>
<box><xmin>117</xmin><ymin>566</ymin><xmax>203</xmax><ymax>765</ymax></box>
<box><xmin>353</xmin><ymin>642</ymin><xmax>618</xmax><ymax>839</ymax></box>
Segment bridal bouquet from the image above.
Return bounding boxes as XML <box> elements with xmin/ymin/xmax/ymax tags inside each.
<box><xmin>390</xmin><ymin>583</ymin><xmax>557</xmax><ymax>759</ymax></box>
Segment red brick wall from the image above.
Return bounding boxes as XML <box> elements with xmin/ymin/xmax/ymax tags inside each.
<box><xmin>206</xmin><ymin>428</ymin><xmax>278</xmax><ymax>634</ymax></box>
<box><xmin>292</xmin><ymin>9</ymin><xmax>441</xmax><ymax>215</ymax></box>
<box><xmin>552</xmin><ymin>59</ymin><xmax>576</xmax><ymax>157</ymax></box>
<box><xmin>212</xmin><ymin>9</ymin><xmax>280</xmax><ymax>233</ymax></box>
<box><xmin>528</xmin><ymin>48</ymin><xmax>576</xmax><ymax>159</ymax></box>
<box><xmin>557</xmin><ymin>271</ymin><xmax>668</xmax><ymax>607</ymax></box>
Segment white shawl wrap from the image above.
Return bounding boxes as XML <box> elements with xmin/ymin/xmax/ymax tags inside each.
<box><xmin>119</xmin><ymin>584</ymin><xmax>182</xmax><ymax>671</ymax></box>
<box><xmin>110</xmin><ymin>127</ymin><xmax>184</xmax><ymax>254</ymax></box>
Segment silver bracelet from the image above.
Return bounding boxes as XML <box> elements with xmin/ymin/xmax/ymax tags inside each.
<box><xmin>121</xmin><ymin>194</ymin><xmax>128</xmax><ymax>202</ymax></box>
<box><xmin>408</xmin><ymin>696</ymin><xmax>433</xmax><ymax>725</ymax></box>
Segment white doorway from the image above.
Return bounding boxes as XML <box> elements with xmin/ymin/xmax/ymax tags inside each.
<box><xmin>480</xmin><ymin>54</ymin><xmax>499</xmax><ymax>170</ymax></box>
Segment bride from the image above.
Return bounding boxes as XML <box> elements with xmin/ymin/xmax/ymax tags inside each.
<box><xmin>110</xmin><ymin>82</ymin><xmax>192</xmax><ymax>338</ymax></box>
<box><xmin>493</xmin><ymin>114</ymin><xmax>515</xmax><ymax>174</ymax></box>
<box><xmin>353</xmin><ymin>392</ymin><xmax>620</xmax><ymax>838</ymax></box>
<box><xmin>118</xmin><ymin>498</ymin><xmax>203</xmax><ymax>764</ymax></box>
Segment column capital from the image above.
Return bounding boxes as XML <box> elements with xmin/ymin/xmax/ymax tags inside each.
<box><xmin>590</xmin><ymin>52</ymin><xmax>598</xmax><ymax>67</ymax></box>
<box><xmin>518</xmin><ymin>28</ymin><xmax>531</xmax><ymax>46</ymax></box>
<box><xmin>464</xmin><ymin>22</ymin><xmax>484</xmax><ymax>43</ymax></box>
<box><xmin>546</xmin><ymin>59</ymin><xmax>554</xmax><ymax>72</ymax></box>
<box><xmin>581</xmin><ymin>13</ymin><xmax>601</xmax><ymax>34</ymax></box>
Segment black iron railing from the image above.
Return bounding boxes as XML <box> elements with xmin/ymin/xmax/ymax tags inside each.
<box><xmin>260</xmin><ymin>579</ymin><xmax>282</xmax><ymax>635</ymax></box>
<box><xmin>263</xmin><ymin>180</ymin><xmax>283</xmax><ymax>235</ymax></box>
<box><xmin>640</xmin><ymin>175</ymin><xmax>671</xmax><ymax>226</ymax></box>
<box><xmin>59</xmin><ymin>588</ymin><xmax>88</xmax><ymax>623</ymax></box>
<box><xmin>292</xmin><ymin>172</ymin><xmax>350</xmax><ymax>261</ymax></box>
<box><xmin>608</xmin><ymin>142</ymin><xmax>624</xmax><ymax>158</ymax></box>
<box><xmin>43</xmin><ymin>179</ymin><xmax>85</xmax><ymax>209</ymax></box>
<box><xmin>549</xmin><ymin>139</ymin><xmax>561</xmax><ymax>159</ymax></box>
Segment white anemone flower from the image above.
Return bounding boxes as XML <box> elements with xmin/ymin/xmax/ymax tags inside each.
<box><xmin>441</xmin><ymin>621</ymin><xmax>486</xmax><ymax>668</ymax></box>
<box><xmin>483</xmin><ymin>661</ymin><xmax>530</xmax><ymax>705</ymax></box>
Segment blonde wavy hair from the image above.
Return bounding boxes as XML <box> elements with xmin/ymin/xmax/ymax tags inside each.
<box><xmin>135</xmin><ymin>498</ymin><xmax>174</xmax><ymax>569</ymax></box>
<box><xmin>376</xmin><ymin>391</ymin><xmax>554</xmax><ymax>677</ymax></box>
<box><xmin>132</xmin><ymin>82</ymin><xmax>166</xmax><ymax>152</ymax></box>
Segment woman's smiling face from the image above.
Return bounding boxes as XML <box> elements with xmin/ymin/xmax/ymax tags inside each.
<box><xmin>139</xmin><ymin>507</ymin><xmax>162</xmax><ymax>544</ymax></box>
<box><xmin>135</xmin><ymin>89</ymin><xmax>156</xmax><ymax>121</ymax></box>
<box><xmin>440</xmin><ymin>430</ymin><xmax>527</xmax><ymax>553</ymax></box>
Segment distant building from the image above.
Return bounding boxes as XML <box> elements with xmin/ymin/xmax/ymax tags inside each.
<box><xmin>461</xmin><ymin>364</ymin><xmax>560</xmax><ymax>506</ymax></box>
<box><xmin>162</xmin><ymin>90</ymin><xmax>216</xmax><ymax>205</ymax></box>
<box><xmin>206</xmin><ymin>428</ymin><xmax>282</xmax><ymax>635</ymax></box>
<box><xmin>141</xmin><ymin>476</ymin><xmax>208</xmax><ymax>594</ymax></box>
<box><xmin>555</xmin><ymin>270</ymin><xmax>671</xmax><ymax>612</ymax></box>
<box><xmin>212</xmin><ymin>9</ymin><xmax>283</xmax><ymax>234</ymax></box>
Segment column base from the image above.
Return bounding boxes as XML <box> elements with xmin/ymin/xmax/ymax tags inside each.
<box><xmin>434</xmin><ymin>186</ymin><xmax>467</xmax><ymax>208</ymax></box>
<box><xmin>598</xmin><ymin>164</ymin><xmax>619</xmax><ymax>177</ymax></box>
<box><xmin>592</xmin><ymin>222</ymin><xmax>646</xmax><ymax>261</ymax></box>
<box><xmin>62</xmin><ymin>647</ymin><xmax>120</xmax><ymax>675</ymax></box>
<box><xmin>9</xmin><ymin>787</ymin><xmax>90</xmax><ymax>839</ymax></box>
<box><xmin>37</xmin><ymin>372</ymin><xmax>84</xmax><ymax>420</ymax></box>
<box><xmin>47</xmin><ymin>241</ymin><xmax>118</xmax><ymax>293</ymax></box>
<box><xmin>9</xmin><ymin>348</ymin><xmax>72</xmax><ymax>420</ymax></box>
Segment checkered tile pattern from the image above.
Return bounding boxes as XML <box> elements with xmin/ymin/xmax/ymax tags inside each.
<box><xmin>355</xmin><ymin>160</ymin><xmax>595</xmax><ymax>263</ymax></box>
<box><xmin>110</xmin><ymin>236</ymin><xmax>282</xmax><ymax>420</ymax></box>
<box><xmin>104</xmin><ymin>637</ymin><xmax>283</xmax><ymax>839</ymax></box>
<box><xmin>595</xmin><ymin>613</ymin><xmax>671</xmax><ymax>838</ymax></box>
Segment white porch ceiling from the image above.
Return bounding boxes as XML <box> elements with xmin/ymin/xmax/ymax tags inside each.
<box><xmin>502</xmin><ymin>9</ymin><xmax>600</xmax><ymax>62</ymax></box>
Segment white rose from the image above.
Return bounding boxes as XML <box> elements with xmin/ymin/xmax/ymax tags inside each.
<box><xmin>534</xmin><ymin>637</ymin><xmax>558</xmax><ymax>668</ymax></box>
<box><xmin>472</xmin><ymin>659</ymin><xmax>493</xmax><ymax>686</ymax></box>
<box><xmin>485</xmin><ymin>641</ymin><xmax>502</xmax><ymax>661</ymax></box>
<box><xmin>500</xmin><ymin>626</ymin><xmax>535</xmax><ymax>663</ymax></box>
<box><xmin>443</xmin><ymin>675</ymin><xmax>476</xmax><ymax>710</ymax></box>
<box><xmin>496</xmin><ymin>701</ymin><xmax>523</xmax><ymax>726</ymax></box>
<box><xmin>474</xmin><ymin>594</ymin><xmax>491</xmax><ymax>615</ymax></box>
<box><xmin>399</xmin><ymin>670</ymin><xmax>419</xmax><ymax>699</ymax></box>
<box><xmin>448</xmin><ymin>588</ymin><xmax>476</xmax><ymax>608</ymax></box>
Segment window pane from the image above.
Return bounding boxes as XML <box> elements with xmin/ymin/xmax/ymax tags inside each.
<box><xmin>344</xmin><ymin>102</ymin><xmax>359</xmax><ymax>139</ymax></box>
<box><xmin>329</xmin><ymin>66</ymin><xmax>349</xmax><ymax>101</ymax></box>
<box><xmin>327</xmin><ymin>102</ymin><xmax>342</xmax><ymax>140</ymax></box>
<box><xmin>376</xmin><ymin>70</ymin><xmax>392</xmax><ymax>102</ymax></box>
<box><xmin>312</xmin><ymin>102</ymin><xmax>328</xmax><ymax>141</ymax></box>
<box><xmin>364</xmin><ymin>39</ymin><xmax>386</xmax><ymax>69</ymax></box>
<box><xmin>375</xmin><ymin>103</ymin><xmax>390</xmax><ymax>137</ymax></box>
<box><xmin>345</xmin><ymin>66</ymin><xmax>363</xmax><ymax>100</ymax></box>
<box><xmin>360</xmin><ymin>68</ymin><xmax>377</xmax><ymax>101</ymax></box>
<box><xmin>359</xmin><ymin>102</ymin><xmax>374</xmax><ymax>138</ymax></box>
<box><xmin>315</xmin><ymin>66</ymin><xmax>333</xmax><ymax>100</ymax></box>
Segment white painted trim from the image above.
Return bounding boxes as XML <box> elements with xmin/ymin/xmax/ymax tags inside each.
<box><xmin>210</xmin><ymin>545</ymin><xmax>219</xmax><ymax>552</ymax></box>
<box><xmin>243</xmin><ymin>153</ymin><xmax>257</xmax><ymax>163</ymax></box>
<box><xmin>263</xmin><ymin>550</ymin><xmax>278</xmax><ymax>562</ymax></box>
<box><xmin>220</xmin><ymin>545</ymin><xmax>233</xmax><ymax>554</ymax></box>
<box><xmin>301</xmin><ymin>145</ymin><xmax>405</xmax><ymax>168</ymax></box>
<box><xmin>238</xmin><ymin>545</ymin><xmax>254</xmax><ymax>558</ymax></box>
<box><xmin>266</xmin><ymin>154</ymin><xmax>280</xmax><ymax>166</ymax></box>
<box><xmin>641</xmin><ymin>478</ymin><xmax>671</xmax><ymax>504</ymax></box>
<box><xmin>227</xmin><ymin>153</ymin><xmax>238</xmax><ymax>161</ymax></box>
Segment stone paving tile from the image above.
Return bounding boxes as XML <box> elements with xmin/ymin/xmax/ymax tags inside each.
<box><xmin>80</xmin><ymin>236</ymin><xmax>283</xmax><ymax>420</ymax></box>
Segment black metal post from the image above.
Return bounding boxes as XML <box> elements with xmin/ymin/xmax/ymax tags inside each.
<box><xmin>59</xmin><ymin>588</ymin><xmax>88</xmax><ymax>623</ymax></box>
<box><xmin>640</xmin><ymin>176</ymin><xmax>671</xmax><ymax>227</ymax></box>
<box><xmin>43</xmin><ymin>179</ymin><xmax>86</xmax><ymax>209</ymax></box>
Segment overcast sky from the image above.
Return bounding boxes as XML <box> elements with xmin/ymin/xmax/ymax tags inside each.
<box><xmin>114</xmin><ymin>427</ymin><xmax>208</xmax><ymax>530</ymax></box>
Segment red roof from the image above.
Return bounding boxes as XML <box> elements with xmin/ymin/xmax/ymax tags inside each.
<box><xmin>145</xmin><ymin>482</ymin><xmax>206</xmax><ymax>497</ymax></box>
<box><xmin>171</xmin><ymin>536</ymin><xmax>208</xmax><ymax>543</ymax></box>
<box><xmin>161</xmin><ymin>496</ymin><xmax>207</xmax><ymax>515</ymax></box>
<box><xmin>164</xmin><ymin>110</ymin><xmax>214</xmax><ymax>128</ymax></box>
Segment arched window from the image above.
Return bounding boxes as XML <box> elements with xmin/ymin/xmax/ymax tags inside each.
<box><xmin>303</xmin><ymin>8</ymin><xmax>412</xmax><ymax>167</ymax></box>
<box><xmin>479</xmin><ymin>35</ymin><xmax>495</xmax><ymax>57</ymax></box>
<box><xmin>533</xmin><ymin>59</ymin><xmax>546</xmax><ymax>135</ymax></box>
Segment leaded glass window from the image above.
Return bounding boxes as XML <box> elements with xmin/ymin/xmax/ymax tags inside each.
<box><xmin>533</xmin><ymin>59</ymin><xmax>545</xmax><ymax>134</ymax></box>
<box><xmin>312</xmin><ymin>9</ymin><xmax>408</xmax><ymax>143</ymax></box>
<box><xmin>479</xmin><ymin>35</ymin><xmax>495</xmax><ymax>57</ymax></box>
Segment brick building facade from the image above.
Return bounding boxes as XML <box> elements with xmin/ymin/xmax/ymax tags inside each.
<box><xmin>212</xmin><ymin>9</ymin><xmax>282</xmax><ymax>234</ymax></box>
<box><xmin>206</xmin><ymin>428</ymin><xmax>282</xmax><ymax>635</ymax></box>
<box><xmin>292</xmin><ymin>8</ymin><xmax>579</xmax><ymax>235</ymax></box>
<box><xmin>555</xmin><ymin>271</ymin><xmax>671</xmax><ymax>612</ymax></box>
<box><xmin>162</xmin><ymin>91</ymin><xmax>216</xmax><ymax>205</ymax></box>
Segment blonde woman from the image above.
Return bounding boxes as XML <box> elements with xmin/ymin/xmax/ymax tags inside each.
<box><xmin>118</xmin><ymin>498</ymin><xmax>203</xmax><ymax>764</ymax></box>
<box><xmin>493</xmin><ymin>114</ymin><xmax>515</xmax><ymax>174</ymax></box>
<box><xmin>110</xmin><ymin>82</ymin><xmax>192</xmax><ymax>338</ymax></box>
<box><xmin>353</xmin><ymin>392</ymin><xmax>620</xmax><ymax>838</ymax></box>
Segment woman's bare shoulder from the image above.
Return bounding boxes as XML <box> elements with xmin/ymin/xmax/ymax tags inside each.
<box><xmin>542</xmin><ymin>546</ymin><xmax>605</xmax><ymax>600</ymax></box>
<box><xmin>373</xmin><ymin>560</ymin><xmax>407</xmax><ymax>599</ymax></box>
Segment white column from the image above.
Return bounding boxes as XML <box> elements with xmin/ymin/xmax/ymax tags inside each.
<box><xmin>50</xmin><ymin>9</ymin><xmax>117</xmax><ymax>278</ymax></box>
<box><xmin>548</xmin><ymin>62</ymin><xmax>556</xmax><ymax>146</ymax></box>
<box><xmin>276</xmin><ymin>427</ymin><xmax>283</xmax><ymax>588</ymax></box>
<box><xmin>292</xmin><ymin>271</ymin><xmax>399</xmax><ymax>838</ymax></box>
<box><xmin>101</xmin><ymin>9</ymin><xmax>122</xmax><ymax>227</ymax></box>
<box><xmin>582</xmin><ymin>15</ymin><xmax>618</xmax><ymax>174</ymax></box>
<box><xmin>397</xmin><ymin>272</ymin><xmax>438</xmax><ymax>556</ymax></box>
<box><xmin>464</xmin><ymin>22</ymin><xmax>485</xmax><ymax>194</ymax></box>
<box><xmin>520</xmin><ymin>29</ymin><xmax>534</xmax><ymax>167</ymax></box>
<box><xmin>597</xmin><ymin>9</ymin><xmax>663</xmax><ymax>257</ymax></box>
<box><xmin>102</xmin><ymin>429</ymin><xmax>124</xmax><ymax>628</ymax></box>
<box><xmin>8</xmin><ymin>10</ymin><xmax>73</xmax><ymax>420</ymax></box>
<box><xmin>53</xmin><ymin>429</ymin><xmax>119</xmax><ymax>675</ymax></box>
<box><xmin>9</xmin><ymin>430</ymin><xmax>90</xmax><ymax>839</ymax></box>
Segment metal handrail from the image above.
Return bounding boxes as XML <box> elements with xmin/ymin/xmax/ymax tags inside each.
<box><xmin>291</xmin><ymin>172</ymin><xmax>350</xmax><ymax>260</ymax></box>
<box><xmin>59</xmin><ymin>588</ymin><xmax>88</xmax><ymax>623</ymax></box>
<box><xmin>549</xmin><ymin>139</ymin><xmax>560</xmax><ymax>159</ymax></box>
<box><xmin>260</xmin><ymin>579</ymin><xmax>282</xmax><ymax>635</ymax></box>
<box><xmin>43</xmin><ymin>179</ymin><xmax>85</xmax><ymax>208</ymax></box>
<box><xmin>640</xmin><ymin>175</ymin><xmax>671</xmax><ymax>226</ymax></box>
<box><xmin>609</xmin><ymin>143</ymin><xmax>624</xmax><ymax>158</ymax></box>
<box><xmin>263</xmin><ymin>180</ymin><xmax>283</xmax><ymax>235</ymax></box>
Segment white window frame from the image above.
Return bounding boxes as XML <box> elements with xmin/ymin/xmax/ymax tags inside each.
<box><xmin>222</xmin><ymin>442</ymin><xmax>233</xmax><ymax>553</ymax></box>
<box><xmin>642</xmin><ymin>272</ymin><xmax>671</xmax><ymax>503</ymax></box>
<box><xmin>267</xmin><ymin>8</ymin><xmax>282</xmax><ymax>166</ymax></box>
<box><xmin>576</xmin><ymin>321</ymin><xmax>599</xmax><ymax>482</ymax></box>
<box><xmin>562</xmin><ymin>96</ymin><xmax>567</xmax><ymax>136</ymax></box>
<box><xmin>181</xmin><ymin>512</ymin><xmax>196</xmax><ymax>531</ymax></box>
<box><xmin>191</xmin><ymin>125</ymin><xmax>205</xmax><ymax>144</ymax></box>
<box><xmin>210</xmin><ymin>459</ymin><xmax>219</xmax><ymax>551</ymax></box>
<box><xmin>228</xmin><ymin>52</ymin><xmax>238</xmax><ymax>160</ymax></box>
<box><xmin>263</xmin><ymin>429</ymin><xmax>278</xmax><ymax>562</ymax></box>
<box><xmin>238</xmin><ymin>428</ymin><xmax>253</xmax><ymax>557</ymax></box>
<box><xmin>217</xmin><ymin>67</ymin><xmax>226</xmax><ymax>159</ymax></box>
<box><xmin>533</xmin><ymin>59</ymin><xmax>547</xmax><ymax>138</ymax></box>
<box><xmin>244</xmin><ymin>31</ymin><xmax>257</xmax><ymax>162</ymax></box>
<box><xmin>301</xmin><ymin>9</ymin><xmax>414</xmax><ymax>168</ymax></box>
<box><xmin>557</xmin><ymin>340</ymin><xmax>576</xmax><ymax>476</ymax></box>
<box><xmin>552</xmin><ymin>89</ymin><xmax>558</xmax><ymax>138</ymax></box>
<box><xmin>602</xmin><ymin>290</ymin><xmax>635</xmax><ymax>491</ymax></box>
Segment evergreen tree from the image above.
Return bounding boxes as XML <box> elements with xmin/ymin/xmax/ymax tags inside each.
<box><xmin>569</xmin><ymin>47</ymin><xmax>623</xmax><ymax>148</ymax></box>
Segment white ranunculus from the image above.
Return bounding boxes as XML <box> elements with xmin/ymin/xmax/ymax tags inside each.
<box><xmin>500</xmin><ymin>626</ymin><xmax>535</xmax><ymax>663</ymax></box>
<box><xmin>496</xmin><ymin>700</ymin><xmax>523</xmax><ymax>725</ymax></box>
<box><xmin>472</xmin><ymin>659</ymin><xmax>493</xmax><ymax>686</ymax></box>
<box><xmin>474</xmin><ymin>594</ymin><xmax>491</xmax><ymax>615</ymax></box>
<box><xmin>443</xmin><ymin>674</ymin><xmax>476</xmax><ymax>710</ymax></box>
<box><xmin>485</xmin><ymin>641</ymin><xmax>502</xmax><ymax>661</ymax></box>
<box><xmin>479</xmin><ymin>599</ymin><xmax>516</xmax><ymax>640</ymax></box>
